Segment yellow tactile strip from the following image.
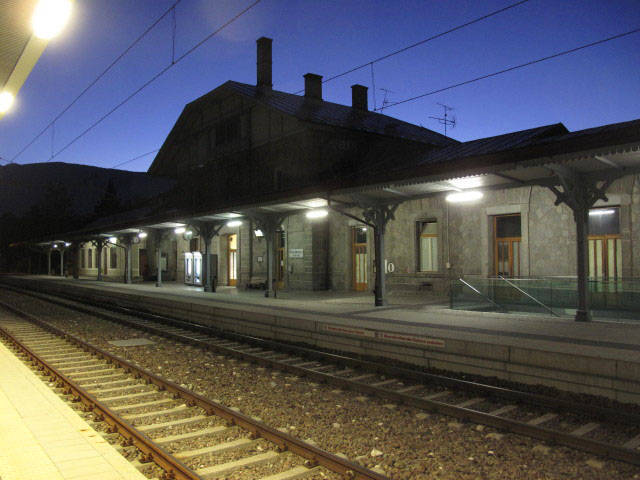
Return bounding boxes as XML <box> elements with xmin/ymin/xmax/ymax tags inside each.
<box><xmin>0</xmin><ymin>338</ymin><xmax>147</xmax><ymax>480</ymax></box>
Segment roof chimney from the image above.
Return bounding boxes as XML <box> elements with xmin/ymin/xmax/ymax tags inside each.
<box><xmin>256</xmin><ymin>37</ymin><xmax>272</xmax><ymax>93</ymax></box>
<box><xmin>303</xmin><ymin>73</ymin><xmax>322</xmax><ymax>101</ymax></box>
<box><xmin>351</xmin><ymin>84</ymin><xmax>368</xmax><ymax>111</ymax></box>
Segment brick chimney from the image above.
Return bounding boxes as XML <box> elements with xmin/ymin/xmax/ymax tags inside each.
<box><xmin>256</xmin><ymin>37</ymin><xmax>272</xmax><ymax>93</ymax></box>
<box><xmin>304</xmin><ymin>73</ymin><xmax>323</xmax><ymax>101</ymax></box>
<box><xmin>351</xmin><ymin>84</ymin><xmax>368</xmax><ymax>111</ymax></box>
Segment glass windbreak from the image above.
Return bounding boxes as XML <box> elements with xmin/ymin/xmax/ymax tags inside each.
<box><xmin>450</xmin><ymin>276</ymin><xmax>640</xmax><ymax>322</ymax></box>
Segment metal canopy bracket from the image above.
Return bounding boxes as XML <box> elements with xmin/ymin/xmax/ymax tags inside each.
<box><xmin>546</xmin><ymin>165</ymin><xmax>613</xmax><ymax>322</ymax></box>
<box><xmin>330</xmin><ymin>197</ymin><xmax>401</xmax><ymax>307</ymax></box>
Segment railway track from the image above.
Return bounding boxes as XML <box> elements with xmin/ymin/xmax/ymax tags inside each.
<box><xmin>2</xmin><ymin>284</ymin><xmax>640</xmax><ymax>468</ymax></box>
<box><xmin>0</xmin><ymin>303</ymin><xmax>387</xmax><ymax>480</ymax></box>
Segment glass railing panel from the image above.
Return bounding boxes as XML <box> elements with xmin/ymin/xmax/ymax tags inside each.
<box><xmin>449</xmin><ymin>278</ymin><xmax>504</xmax><ymax>312</ymax></box>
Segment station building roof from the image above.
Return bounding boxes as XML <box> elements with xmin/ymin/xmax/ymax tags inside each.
<box><xmin>47</xmin><ymin>117</ymin><xmax>640</xmax><ymax>243</ymax></box>
<box><xmin>222</xmin><ymin>81</ymin><xmax>458</xmax><ymax>147</ymax></box>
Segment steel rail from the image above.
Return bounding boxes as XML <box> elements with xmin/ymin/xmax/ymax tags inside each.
<box><xmin>0</xmin><ymin>298</ymin><xmax>389</xmax><ymax>480</ymax></box>
<box><xmin>0</xmin><ymin>313</ymin><xmax>203</xmax><ymax>480</ymax></box>
<box><xmin>7</xmin><ymin>283</ymin><xmax>639</xmax><ymax>428</ymax></box>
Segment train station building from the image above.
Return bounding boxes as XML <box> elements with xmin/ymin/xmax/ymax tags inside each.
<box><xmin>32</xmin><ymin>38</ymin><xmax>640</xmax><ymax>322</ymax></box>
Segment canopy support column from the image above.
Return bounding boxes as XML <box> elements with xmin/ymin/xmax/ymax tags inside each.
<box><xmin>152</xmin><ymin>229</ymin><xmax>167</xmax><ymax>287</ymax></box>
<box><xmin>547</xmin><ymin>166</ymin><xmax>612</xmax><ymax>322</ymax></box>
<box><xmin>247</xmin><ymin>212</ymin><xmax>288</xmax><ymax>299</ymax></box>
<box><xmin>92</xmin><ymin>237</ymin><xmax>109</xmax><ymax>282</ymax></box>
<box><xmin>330</xmin><ymin>198</ymin><xmax>400</xmax><ymax>307</ymax></box>
<box><xmin>193</xmin><ymin>221</ymin><xmax>223</xmax><ymax>292</ymax></box>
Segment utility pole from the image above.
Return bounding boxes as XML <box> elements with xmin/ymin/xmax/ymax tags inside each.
<box><xmin>429</xmin><ymin>102</ymin><xmax>456</xmax><ymax>137</ymax></box>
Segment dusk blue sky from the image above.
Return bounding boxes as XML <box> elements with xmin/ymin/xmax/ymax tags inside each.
<box><xmin>1</xmin><ymin>0</ymin><xmax>638</xmax><ymax>172</ymax></box>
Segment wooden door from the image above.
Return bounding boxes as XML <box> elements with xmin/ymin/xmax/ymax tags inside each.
<box><xmin>494</xmin><ymin>215</ymin><xmax>521</xmax><ymax>277</ymax></box>
<box><xmin>276</xmin><ymin>231</ymin><xmax>285</xmax><ymax>289</ymax></box>
<box><xmin>228</xmin><ymin>234</ymin><xmax>238</xmax><ymax>286</ymax></box>
<box><xmin>588</xmin><ymin>235</ymin><xmax>621</xmax><ymax>279</ymax></box>
<box><xmin>352</xmin><ymin>227</ymin><xmax>368</xmax><ymax>291</ymax></box>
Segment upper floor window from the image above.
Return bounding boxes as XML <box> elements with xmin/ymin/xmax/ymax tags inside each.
<box><xmin>216</xmin><ymin>116</ymin><xmax>242</xmax><ymax>146</ymax></box>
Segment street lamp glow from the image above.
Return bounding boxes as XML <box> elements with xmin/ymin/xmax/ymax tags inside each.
<box><xmin>306</xmin><ymin>209</ymin><xmax>328</xmax><ymax>219</ymax></box>
<box><xmin>227</xmin><ymin>220</ymin><xmax>242</xmax><ymax>227</ymax></box>
<box><xmin>446</xmin><ymin>191</ymin><xmax>483</xmax><ymax>203</ymax></box>
<box><xmin>174</xmin><ymin>227</ymin><xmax>185</xmax><ymax>234</ymax></box>
<box><xmin>0</xmin><ymin>92</ymin><xmax>14</xmax><ymax>113</ymax></box>
<box><xmin>32</xmin><ymin>0</ymin><xmax>73</xmax><ymax>39</ymax></box>
<box><xmin>108</xmin><ymin>237</ymin><xmax>117</xmax><ymax>244</ymax></box>
<box><xmin>64</xmin><ymin>242</ymin><xmax>71</xmax><ymax>247</ymax></box>
<box><xmin>138</xmin><ymin>232</ymin><xmax>147</xmax><ymax>239</ymax></box>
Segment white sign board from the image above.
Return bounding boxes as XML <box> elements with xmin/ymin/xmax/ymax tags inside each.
<box><xmin>289</xmin><ymin>249</ymin><xmax>304</xmax><ymax>258</ymax></box>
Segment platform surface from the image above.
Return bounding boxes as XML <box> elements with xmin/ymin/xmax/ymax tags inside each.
<box><xmin>0</xmin><ymin>333</ymin><xmax>147</xmax><ymax>480</ymax></box>
<box><xmin>9</xmin><ymin>274</ymin><xmax>640</xmax><ymax>363</ymax></box>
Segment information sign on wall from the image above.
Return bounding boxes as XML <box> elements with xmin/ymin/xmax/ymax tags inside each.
<box><xmin>289</xmin><ymin>249</ymin><xmax>304</xmax><ymax>258</ymax></box>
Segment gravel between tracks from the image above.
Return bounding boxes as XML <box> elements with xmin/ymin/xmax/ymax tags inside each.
<box><xmin>2</xmin><ymin>291</ymin><xmax>639</xmax><ymax>480</ymax></box>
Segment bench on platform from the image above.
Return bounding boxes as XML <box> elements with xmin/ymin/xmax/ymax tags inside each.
<box><xmin>246</xmin><ymin>276</ymin><xmax>267</xmax><ymax>290</ymax></box>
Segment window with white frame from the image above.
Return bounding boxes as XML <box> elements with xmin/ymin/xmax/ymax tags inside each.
<box><xmin>418</xmin><ymin>221</ymin><xmax>438</xmax><ymax>272</ymax></box>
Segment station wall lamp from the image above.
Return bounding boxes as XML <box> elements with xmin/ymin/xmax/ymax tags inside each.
<box><xmin>445</xmin><ymin>191</ymin><xmax>483</xmax><ymax>203</ymax></box>
<box><xmin>227</xmin><ymin>220</ymin><xmax>242</xmax><ymax>227</ymax></box>
<box><xmin>306</xmin><ymin>209</ymin><xmax>328</xmax><ymax>219</ymax></box>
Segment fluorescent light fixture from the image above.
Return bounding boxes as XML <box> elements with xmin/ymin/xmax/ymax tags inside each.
<box><xmin>306</xmin><ymin>209</ymin><xmax>328</xmax><ymax>219</ymax></box>
<box><xmin>227</xmin><ymin>220</ymin><xmax>242</xmax><ymax>227</ymax></box>
<box><xmin>174</xmin><ymin>227</ymin><xmax>185</xmax><ymax>234</ymax></box>
<box><xmin>254</xmin><ymin>229</ymin><xmax>264</xmax><ymax>237</ymax></box>
<box><xmin>64</xmin><ymin>242</ymin><xmax>71</xmax><ymax>247</ymax></box>
<box><xmin>32</xmin><ymin>0</ymin><xmax>73</xmax><ymax>39</ymax></box>
<box><xmin>108</xmin><ymin>237</ymin><xmax>117</xmax><ymax>244</ymax></box>
<box><xmin>446</xmin><ymin>191</ymin><xmax>483</xmax><ymax>203</ymax></box>
<box><xmin>0</xmin><ymin>92</ymin><xmax>14</xmax><ymax>113</ymax></box>
<box><xmin>449</xmin><ymin>176</ymin><xmax>482</xmax><ymax>189</ymax></box>
<box><xmin>138</xmin><ymin>232</ymin><xmax>147</xmax><ymax>239</ymax></box>
<box><xmin>589</xmin><ymin>209</ymin><xmax>615</xmax><ymax>216</ymax></box>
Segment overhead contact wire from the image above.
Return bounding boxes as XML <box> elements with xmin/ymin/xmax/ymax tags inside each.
<box><xmin>8</xmin><ymin>0</ymin><xmax>184</xmax><ymax>164</ymax></box>
<box><xmin>47</xmin><ymin>0</ymin><xmax>264</xmax><ymax>164</ymax></box>
<box><xmin>293</xmin><ymin>0</ymin><xmax>530</xmax><ymax>94</ymax></box>
<box><xmin>378</xmin><ymin>27</ymin><xmax>640</xmax><ymax>110</ymax></box>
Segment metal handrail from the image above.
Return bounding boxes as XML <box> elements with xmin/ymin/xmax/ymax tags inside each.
<box><xmin>499</xmin><ymin>276</ymin><xmax>558</xmax><ymax>316</ymax></box>
<box><xmin>458</xmin><ymin>278</ymin><xmax>508</xmax><ymax>312</ymax></box>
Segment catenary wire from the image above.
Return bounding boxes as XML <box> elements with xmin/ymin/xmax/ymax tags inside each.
<box><xmin>45</xmin><ymin>0</ymin><xmax>263</xmax><ymax>164</ymax></box>
<box><xmin>378</xmin><ymin>27</ymin><xmax>640</xmax><ymax>110</ymax></box>
<box><xmin>292</xmin><ymin>0</ymin><xmax>530</xmax><ymax>94</ymax></box>
<box><xmin>110</xmin><ymin>149</ymin><xmax>160</xmax><ymax>169</ymax></box>
<box><xmin>8</xmin><ymin>0</ymin><xmax>183</xmax><ymax>165</ymax></box>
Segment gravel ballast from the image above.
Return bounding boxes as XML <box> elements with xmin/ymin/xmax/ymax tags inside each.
<box><xmin>1</xmin><ymin>290</ymin><xmax>639</xmax><ymax>479</ymax></box>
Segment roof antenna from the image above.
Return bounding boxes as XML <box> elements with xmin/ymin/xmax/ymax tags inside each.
<box><xmin>429</xmin><ymin>102</ymin><xmax>456</xmax><ymax>137</ymax></box>
<box><xmin>380</xmin><ymin>88</ymin><xmax>394</xmax><ymax>113</ymax></box>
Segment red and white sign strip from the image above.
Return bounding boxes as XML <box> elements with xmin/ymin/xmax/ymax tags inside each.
<box><xmin>377</xmin><ymin>331</ymin><xmax>445</xmax><ymax>348</ymax></box>
<box><xmin>321</xmin><ymin>323</ymin><xmax>375</xmax><ymax>338</ymax></box>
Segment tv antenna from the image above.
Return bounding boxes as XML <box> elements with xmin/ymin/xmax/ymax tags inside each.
<box><xmin>429</xmin><ymin>102</ymin><xmax>456</xmax><ymax>137</ymax></box>
<box><xmin>380</xmin><ymin>88</ymin><xmax>394</xmax><ymax>113</ymax></box>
